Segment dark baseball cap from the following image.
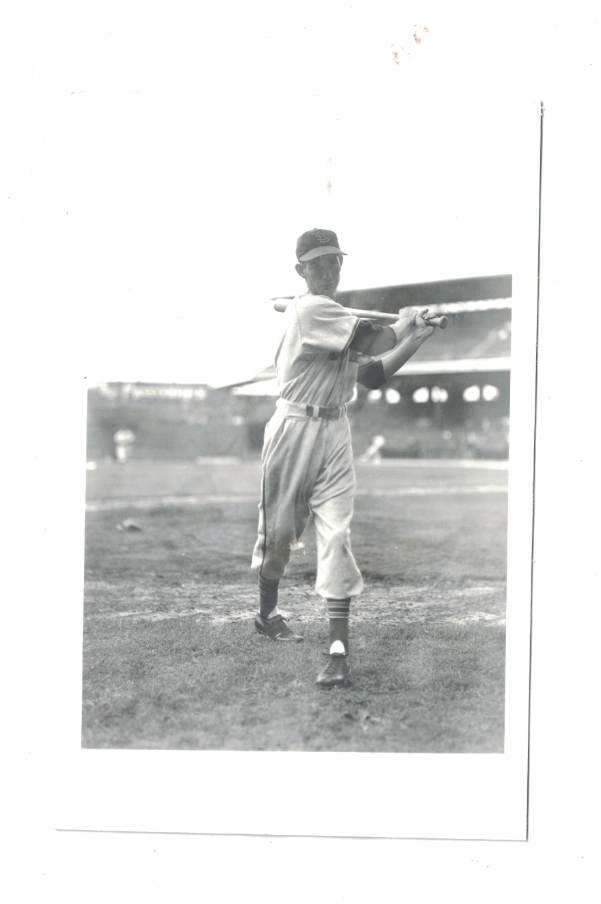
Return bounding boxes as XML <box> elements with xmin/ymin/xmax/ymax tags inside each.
<box><xmin>296</xmin><ymin>228</ymin><xmax>347</xmax><ymax>262</ymax></box>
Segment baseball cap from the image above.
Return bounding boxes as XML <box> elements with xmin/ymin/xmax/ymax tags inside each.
<box><xmin>296</xmin><ymin>228</ymin><xmax>347</xmax><ymax>262</ymax></box>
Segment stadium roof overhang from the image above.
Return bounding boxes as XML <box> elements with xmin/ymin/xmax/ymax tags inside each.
<box><xmin>393</xmin><ymin>356</ymin><xmax>510</xmax><ymax>376</ymax></box>
<box><xmin>336</xmin><ymin>274</ymin><xmax>512</xmax><ymax>314</ymax></box>
<box><xmin>232</xmin><ymin>356</ymin><xmax>510</xmax><ymax>397</ymax></box>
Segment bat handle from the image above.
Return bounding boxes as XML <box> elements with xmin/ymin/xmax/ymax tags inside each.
<box><xmin>274</xmin><ymin>301</ymin><xmax>288</xmax><ymax>313</ymax></box>
<box><xmin>423</xmin><ymin>314</ymin><xmax>448</xmax><ymax>329</ymax></box>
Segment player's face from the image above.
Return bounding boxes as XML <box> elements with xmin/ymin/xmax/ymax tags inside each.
<box><xmin>296</xmin><ymin>254</ymin><xmax>343</xmax><ymax>299</ymax></box>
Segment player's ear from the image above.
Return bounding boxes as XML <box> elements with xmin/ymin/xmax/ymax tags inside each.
<box><xmin>295</xmin><ymin>262</ymin><xmax>306</xmax><ymax>278</ymax></box>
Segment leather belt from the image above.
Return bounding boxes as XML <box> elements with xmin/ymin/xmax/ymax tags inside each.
<box><xmin>276</xmin><ymin>398</ymin><xmax>347</xmax><ymax>420</ymax></box>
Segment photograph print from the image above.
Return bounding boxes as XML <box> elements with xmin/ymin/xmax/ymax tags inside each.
<box><xmin>79</xmin><ymin>36</ymin><xmax>536</xmax><ymax>762</ymax></box>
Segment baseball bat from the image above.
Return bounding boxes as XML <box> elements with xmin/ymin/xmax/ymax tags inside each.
<box><xmin>273</xmin><ymin>300</ymin><xmax>448</xmax><ymax>329</ymax></box>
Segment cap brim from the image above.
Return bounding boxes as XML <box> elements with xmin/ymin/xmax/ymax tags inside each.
<box><xmin>298</xmin><ymin>246</ymin><xmax>347</xmax><ymax>262</ymax></box>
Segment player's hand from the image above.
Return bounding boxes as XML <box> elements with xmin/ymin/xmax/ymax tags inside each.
<box><xmin>397</xmin><ymin>307</ymin><xmax>435</xmax><ymax>338</ymax></box>
<box><xmin>390</xmin><ymin>307</ymin><xmax>435</xmax><ymax>344</ymax></box>
<box><xmin>397</xmin><ymin>306</ymin><xmax>429</xmax><ymax>324</ymax></box>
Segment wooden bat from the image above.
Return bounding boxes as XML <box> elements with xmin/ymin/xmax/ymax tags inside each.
<box><xmin>273</xmin><ymin>300</ymin><xmax>448</xmax><ymax>329</ymax></box>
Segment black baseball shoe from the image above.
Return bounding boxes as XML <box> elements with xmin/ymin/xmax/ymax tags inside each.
<box><xmin>254</xmin><ymin>613</ymin><xmax>304</xmax><ymax>642</ymax></box>
<box><xmin>316</xmin><ymin>653</ymin><xmax>351</xmax><ymax>688</ymax></box>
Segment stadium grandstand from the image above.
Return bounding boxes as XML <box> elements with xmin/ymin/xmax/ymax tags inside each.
<box><xmin>86</xmin><ymin>274</ymin><xmax>511</xmax><ymax>462</ymax></box>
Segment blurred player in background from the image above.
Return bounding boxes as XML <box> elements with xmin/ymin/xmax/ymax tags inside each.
<box><xmin>113</xmin><ymin>428</ymin><xmax>135</xmax><ymax>464</ymax></box>
<box><xmin>359</xmin><ymin>434</ymin><xmax>387</xmax><ymax>464</ymax></box>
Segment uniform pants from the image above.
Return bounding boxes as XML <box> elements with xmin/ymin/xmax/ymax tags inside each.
<box><xmin>251</xmin><ymin>410</ymin><xmax>364</xmax><ymax>599</ymax></box>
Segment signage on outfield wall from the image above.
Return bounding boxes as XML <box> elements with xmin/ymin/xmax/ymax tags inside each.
<box><xmin>90</xmin><ymin>383</ymin><xmax>209</xmax><ymax>401</ymax></box>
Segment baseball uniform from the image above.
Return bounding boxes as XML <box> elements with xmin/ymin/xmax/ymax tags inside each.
<box><xmin>251</xmin><ymin>293</ymin><xmax>391</xmax><ymax>599</ymax></box>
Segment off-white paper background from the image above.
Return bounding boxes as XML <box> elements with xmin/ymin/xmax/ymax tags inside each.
<box><xmin>52</xmin><ymin>21</ymin><xmax>538</xmax><ymax>840</ymax></box>
<box><xmin>5</xmin><ymin>0</ymin><xmax>598</xmax><ymax>896</ymax></box>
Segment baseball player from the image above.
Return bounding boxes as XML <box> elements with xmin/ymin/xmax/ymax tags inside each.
<box><xmin>113</xmin><ymin>428</ymin><xmax>135</xmax><ymax>464</ymax></box>
<box><xmin>251</xmin><ymin>229</ymin><xmax>436</xmax><ymax>687</ymax></box>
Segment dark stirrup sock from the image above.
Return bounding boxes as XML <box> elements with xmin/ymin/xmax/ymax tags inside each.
<box><xmin>258</xmin><ymin>575</ymin><xmax>280</xmax><ymax>619</ymax></box>
<box><xmin>327</xmin><ymin>597</ymin><xmax>351</xmax><ymax>653</ymax></box>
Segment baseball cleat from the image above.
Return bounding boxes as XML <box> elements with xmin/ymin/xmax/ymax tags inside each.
<box><xmin>316</xmin><ymin>653</ymin><xmax>351</xmax><ymax>688</ymax></box>
<box><xmin>254</xmin><ymin>613</ymin><xmax>304</xmax><ymax>642</ymax></box>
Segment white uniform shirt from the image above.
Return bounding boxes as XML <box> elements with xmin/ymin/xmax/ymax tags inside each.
<box><xmin>275</xmin><ymin>294</ymin><xmax>361</xmax><ymax>407</ymax></box>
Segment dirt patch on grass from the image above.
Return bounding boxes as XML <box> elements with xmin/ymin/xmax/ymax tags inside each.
<box><xmin>85</xmin><ymin>578</ymin><xmax>505</xmax><ymax>627</ymax></box>
<box><xmin>82</xmin><ymin>472</ymin><xmax>507</xmax><ymax>752</ymax></box>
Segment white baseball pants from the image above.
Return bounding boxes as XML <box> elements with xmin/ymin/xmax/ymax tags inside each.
<box><xmin>251</xmin><ymin>407</ymin><xmax>364</xmax><ymax>600</ymax></box>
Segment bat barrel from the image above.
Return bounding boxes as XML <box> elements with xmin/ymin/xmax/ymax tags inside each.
<box><xmin>273</xmin><ymin>300</ymin><xmax>397</xmax><ymax>323</ymax></box>
<box><xmin>273</xmin><ymin>300</ymin><xmax>447</xmax><ymax>329</ymax></box>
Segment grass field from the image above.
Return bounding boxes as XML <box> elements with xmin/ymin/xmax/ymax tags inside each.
<box><xmin>82</xmin><ymin>458</ymin><xmax>507</xmax><ymax>752</ymax></box>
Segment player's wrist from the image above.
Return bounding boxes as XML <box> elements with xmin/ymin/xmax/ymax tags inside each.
<box><xmin>390</xmin><ymin>318</ymin><xmax>413</xmax><ymax>342</ymax></box>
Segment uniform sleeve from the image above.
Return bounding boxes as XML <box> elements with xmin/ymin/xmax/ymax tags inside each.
<box><xmin>357</xmin><ymin>358</ymin><xmax>386</xmax><ymax>390</ymax></box>
<box><xmin>295</xmin><ymin>295</ymin><xmax>360</xmax><ymax>355</ymax></box>
<box><xmin>349</xmin><ymin>321</ymin><xmax>396</xmax><ymax>355</ymax></box>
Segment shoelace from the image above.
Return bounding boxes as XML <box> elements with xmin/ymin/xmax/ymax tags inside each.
<box><xmin>269</xmin><ymin>615</ymin><xmax>293</xmax><ymax>634</ymax></box>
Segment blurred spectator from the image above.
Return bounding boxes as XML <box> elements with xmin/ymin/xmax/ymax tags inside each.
<box><xmin>113</xmin><ymin>428</ymin><xmax>135</xmax><ymax>464</ymax></box>
<box><xmin>359</xmin><ymin>434</ymin><xmax>386</xmax><ymax>463</ymax></box>
<box><xmin>466</xmin><ymin>418</ymin><xmax>509</xmax><ymax>459</ymax></box>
